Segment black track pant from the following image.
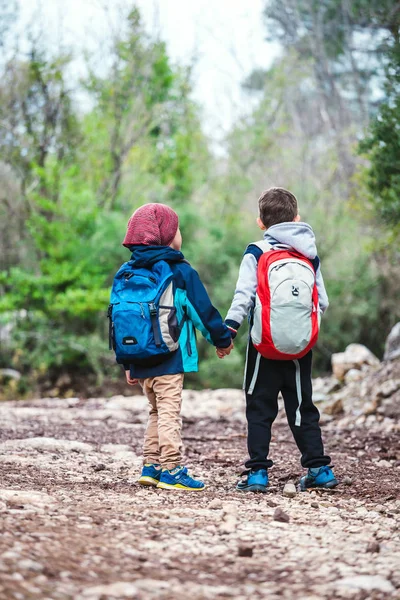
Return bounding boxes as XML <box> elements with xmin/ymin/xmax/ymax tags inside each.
<box><xmin>244</xmin><ymin>341</ymin><xmax>330</xmax><ymax>470</ymax></box>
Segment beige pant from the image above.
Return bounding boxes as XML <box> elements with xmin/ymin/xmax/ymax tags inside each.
<box><xmin>139</xmin><ymin>373</ymin><xmax>184</xmax><ymax>470</ymax></box>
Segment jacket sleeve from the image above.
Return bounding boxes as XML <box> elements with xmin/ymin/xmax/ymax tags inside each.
<box><xmin>181</xmin><ymin>265</ymin><xmax>232</xmax><ymax>348</ymax></box>
<box><xmin>316</xmin><ymin>264</ymin><xmax>329</xmax><ymax>314</ymax></box>
<box><xmin>225</xmin><ymin>246</ymin><xmax>261</xmax><ymax>337</ymax></box>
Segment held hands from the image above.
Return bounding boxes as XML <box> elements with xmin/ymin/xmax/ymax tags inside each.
<box><xmin>125</xmin><ymin>370</ymin><xmax>138</xmax><ymax>386</ymax></box>
<box><xmin>216</xmin><ymin>341</ymin><xmax>234</xmax><ymax>359</ymax></box>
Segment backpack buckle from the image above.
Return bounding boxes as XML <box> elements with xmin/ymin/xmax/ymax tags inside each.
<box><xmin>149</xmin><ymin>302</ymin><xmax>157</xmax><ymax>316</ymax></box>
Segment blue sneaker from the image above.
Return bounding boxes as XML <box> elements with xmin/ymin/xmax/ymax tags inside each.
<box><xmin>236</xmin><ymin>469</ymin><xmax>268</xmax><ymax>493</ymax></box>
<box><xmin>138</xmin><ymin>463</ymin><xmax>162</xmax><ymax>487</ymax></box>
<box><xmin>157</xmin><ymin>466</ymin><xmax>205</xmax><ymax>491</ymax></box>
<box><xmin>300</xmin><ymin>466</ymin><xmax>338</xmax><ymax>491</ymax></box>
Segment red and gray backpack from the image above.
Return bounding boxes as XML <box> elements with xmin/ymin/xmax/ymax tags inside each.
<box><xmin>251</xmin><ymin>241</ymin><xmax>320</xmax><ymax>360</ymax></box>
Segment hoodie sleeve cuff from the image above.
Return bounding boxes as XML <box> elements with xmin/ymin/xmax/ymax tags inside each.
<box><xmin>225</xmin><ymin>319</ymin><xmax>240</xmax><ymax>339</ymax></box>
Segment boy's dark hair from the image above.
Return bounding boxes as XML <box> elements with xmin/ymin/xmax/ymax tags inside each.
<box><xmin>258</xmin><ymin>187</ymin><xmax>298</xmax><ymax>229</ymax></box>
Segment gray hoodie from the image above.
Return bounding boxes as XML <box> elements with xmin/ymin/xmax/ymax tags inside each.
<box><xmin>225</xmin><ymin>222</ymin><xmax>329</xmax><ymax>332</ymax></box>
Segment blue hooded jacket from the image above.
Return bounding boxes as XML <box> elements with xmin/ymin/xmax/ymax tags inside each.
<box><xmin>123</xmin><ymin>245</ymin><xmax>232</xmax><ymax>378</ymax></box>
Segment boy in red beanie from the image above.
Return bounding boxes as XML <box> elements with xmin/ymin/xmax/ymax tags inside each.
<box><xmin>118</xmin><ymin>203</ymin><xmax>233</xmax><ymax>491</ymax></box>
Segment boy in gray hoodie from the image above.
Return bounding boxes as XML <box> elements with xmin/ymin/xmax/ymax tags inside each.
<box><xmin>224</xmin><ymin>187</ymin><xmax>337</xmax><ymax>492</ymax></box>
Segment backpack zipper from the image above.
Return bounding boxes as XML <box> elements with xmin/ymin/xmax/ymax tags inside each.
<box><xmin>107</xmin><ymin>304</ymin><xmax>113</xmax><ymax>350</ymax></box>
<box><xmin>123</xmin><ymin>273</ymin><xmax>157</xmax><ymax>284</ymax></box>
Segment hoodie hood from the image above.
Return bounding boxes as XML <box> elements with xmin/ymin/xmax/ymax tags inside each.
<box><xmin>128</xmin><ymin>245</ymin><xmax>184</xmax><ymax>268</ymax></box>
<box><xmin>264</xmin><ymin>222</ymin><xmax>317</xmax><ymax>260</ymax></box>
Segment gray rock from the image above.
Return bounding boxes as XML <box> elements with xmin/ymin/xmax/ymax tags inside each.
<box><xmin>323</xmin><ymin>397</ymin><xmax>344</xmax><ymax>416</ymax></box>
<box><xmin>366</xmin><ymin>541</ymin><xmax>380</xmax><ymax>553</ymax></box>
<box><xmin>384</xmin><ymin>322</ymin><xmax>400</xmax><ymax>361</ymax></box>
<box><xmin>0</xmin><ymin>368</ymin><xmax>21</xmax><ymax>381</ymax></box>
<box><xmin>336</xmin><ymin>575</ymin><xmax>394</xmax><ymax>593</ymax></box>
<box><xmin>208</xmin><ymin>498</ymin><xmax>223</xmax><ymax>510</ymax></box>
<box><xmin>0</xmin><ymin>437</ymin><xmax>93</xmax><ymax>453</ymax></box>
<box><xmin>273</xmin><ymin>508</ymin><xmax>290</xmax><ymax>523</ymax></box>
<box><xmin>80</xmin><ymin>581</ymin><xmax>139</xmax><ymax>598</ymax></box>
<box><xmin>332</xmin><ymin>344</ymin><xmax>379</xmax><ymax>380</ymax></box>
<box><xmin>17</xmin><ymin>559</ymin><xmax>44</xmax><ymax>572</ymax></box>
<box><xmin>283</xmin><ymin>482</ymin><xmax>297</xmax><ymax>498</ymax></box>
<box><xmin>0</xmin><ymin>489</ymin><xmax>56</xmax><ymax>509</ymax></box>
<box><xmin>219</xmin><ymin>517</ymin><xmax>237</xmax><ymax>534</ymax></box>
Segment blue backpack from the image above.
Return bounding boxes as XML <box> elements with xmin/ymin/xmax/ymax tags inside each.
<box><xmin>108</xmin><ymin>259</ymin><xmax>184</xmax><ymax>367</ymax></box>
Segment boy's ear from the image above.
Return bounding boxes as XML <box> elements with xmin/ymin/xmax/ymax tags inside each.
<box><xmin>257</xmin><ymin>217</ymin><xmax>266</xmax><ymax>230</ymax></box>
<box><xmin>294</xmin><ymin>214</ymin><xmax>301</xmax><ymax>222</ymax></box>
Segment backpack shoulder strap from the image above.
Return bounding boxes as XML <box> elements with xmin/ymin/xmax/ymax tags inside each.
<box><xmin>250</xmin><ymin>240</ymin><xmax>272</xmax><ymax>253</ymax></box>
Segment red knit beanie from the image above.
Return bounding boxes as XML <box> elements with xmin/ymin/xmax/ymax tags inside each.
<box><xmin>123</xmin><ymin>203</ymin><xmax>179</xmax><ymax>247</ymax></box>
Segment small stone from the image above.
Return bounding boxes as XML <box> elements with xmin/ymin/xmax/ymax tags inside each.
<box><xmin>92</xmin><ymin>464</ymin><xmax>106</xmax><ymax>472</ymax></box>
<box><xmin>81</xmin><ymin>581</ymin><xmax>139</xmax><ymax>598</ymax></box>
<box><xmin>220</xmin><ymin>518</ymin><xmax>237</xmax><ymax>534</ymax></box>
<box><xmin>273</xmin><ymin>508</ymin><xmax>290</xmax><ymax>523</ymax></box>
<box><xmin>384</xmin><ymin>322</ymin><xmax>400</xmax><ymax>361</ymax></box>
<box><xmin>342</xmin><ymin>476</ymin><xmax>353</xmax><ymax>486</ymax></box>
<box><xmin>208</xmin><ymin>498</ymin><xmax>223</xmax><ymax>510</ymax></box>
<box><xmin>0</xmin><ymin>437</ymin><xmax>93</xmax><ymax>454</ymax></box>
<box><xmin>323</xmin><ymin>397</ymin><xmax>344</xmax><ymax>416</ymax></box>
<box><xmin>366</xmin><ymin>541</ymin><xmax>380</xmax><ymax>553</ymax></box>
<box><xmin>18</xmin><ymin>559</ymin><xmax>44</xmax><ymax>572</ymax></box>
<box><xmin>222</xmin><ymin>503</ymin><xmax>238</xmax><ymax>516</ymax></box>
<box><xmin>311</xmin><ymin>502</ymin><xmax>319</xmax><ymax>509</ymax></box>
<box><xmin>0</xmin><ymin>489</ymin><xmax>56</xmax><ymax>509</ymax></box>
<box><xmin>376</xmin><ymin>459</ymin><xmax>391</xmax><ymax>468</ymax></box>
<box><xmin>336</xmin><ymin>575</ymin><xmax>394</xmax><ymax>593</ymax></box>
<box><xmin>266</xmin><ymin>499</ymin><xmax>278</xmax><ymax>508</ymax></box>
<box><xmin>332</xmin><ymin>344</ymin><xmax>379</xmax><ymax>380</ymax></box>
<box><xmin>283</xmin><ymin>482</ymin><xmax>297</xmax><ymax>498</ymax></box>
<box><xmin>238</xmin><ymin>545</ymin><xmax>253</xmax><ymax>557</ymax></box>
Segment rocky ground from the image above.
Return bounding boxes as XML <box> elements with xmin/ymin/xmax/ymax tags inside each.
<box><xmin>0</xmin><ymin>373</ymin><xmax>399</xmax><ymax>600</ymax></box>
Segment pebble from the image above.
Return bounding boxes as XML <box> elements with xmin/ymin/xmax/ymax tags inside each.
<box><xmin>238</xmin><ymin>544</ymin><xmax>253</xmax><ymax>557</ymax></box>
<box><xmin>17</xmin><ymin>559</ymin><xmax>44</xmax><ymax>572</ymax></box>
<box><xmin>208</xmin><ymin>498</ymin><xmax>223</xmax><ymax>510</ymax></box>
<box><xmin>220</xmin><ymin>517</ymin><xmax>237</xmax><ymax>534</ymax></box>
<box><xmin>273</xmin><ymin>508</ymin><xmax>290</xmax><ymax>523</ymax></box>
<box><xmin>342</xmin><ymin>476</ymin><xmax>353</xmax><ymax>485</ymax></box>
<box><xmin>366</xmin><ymin>541</ymin><xmax>380</xmax><ymax>553</ymax></box>
<box><xmin>282</xmin><ymin>482</ymin><xmax>297</xmax><ymax>498</ymax></box>
<box><xmin>222</xmin><ymin>503</ymin><xmax>238</xmax><ymax>516</ymax></box>
<box><xmin>81</xmin><ymin>581</ymin><xmax>139</xmax><ymax>598</ymax></box>
<box><xmin>311</xmin><ymin>502</ymin><xmax>319</xmax><ymax>509</ymax></box>
<box><xmin>92</xmin><ymin>464</ymin><xmax>106</xmax><ymax>472</ymax></box>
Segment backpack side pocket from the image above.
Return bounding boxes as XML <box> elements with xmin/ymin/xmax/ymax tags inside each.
<box><xmin>158</xmin><ymin>281</ymin><xmax>180</xmax><ymax>351</ymax></box>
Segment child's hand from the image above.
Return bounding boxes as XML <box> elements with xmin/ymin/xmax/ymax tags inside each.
<box><xmin>125</xmin><ymin>370</ymin><xmax>138</xmax><ymax>386</ymax></box>
<box><xmin>216</xmin><ymin>341</ymin><xmax>234</xmax><ymax>359</ymax></box>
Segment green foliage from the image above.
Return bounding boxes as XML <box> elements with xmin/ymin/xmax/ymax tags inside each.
<box><xmin>359</xmin><ymin>37</ymin><xmax>400</xmax><ymax>237</ymax></box>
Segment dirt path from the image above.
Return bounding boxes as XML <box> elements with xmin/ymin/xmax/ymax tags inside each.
<box><xmin>0</xmin><ymin>392</ymin><xmax>399</xmax><ymax>600</ymax></box>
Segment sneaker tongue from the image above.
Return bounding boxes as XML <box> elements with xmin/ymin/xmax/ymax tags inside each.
<box><xmin>309</xmin><ymin>467</ymin><xmax>322</xmax><ymax>476</ymax></box>
<box><xmin>170</xmin><ymin>466</ymin><xmax>182</xmax><ymax>475</ymax></box>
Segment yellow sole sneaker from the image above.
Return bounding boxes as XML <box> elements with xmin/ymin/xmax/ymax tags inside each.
<box><xmin>138</xmin><ymin>476</ymin><xmax>159</xmax><ymax>487</ymax></box>
<box><xmin>156</xmin><ymin>481</ymin><xmax>205</xmax><ymax>491</ymax></box>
